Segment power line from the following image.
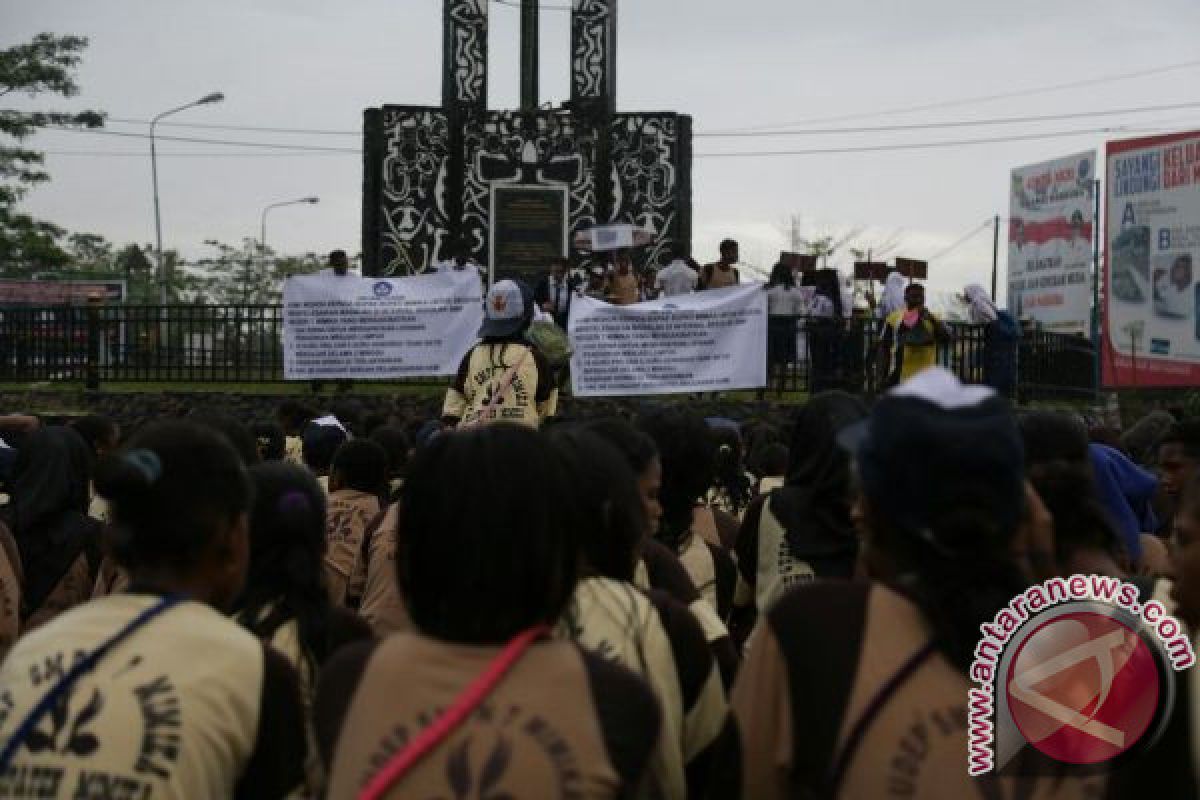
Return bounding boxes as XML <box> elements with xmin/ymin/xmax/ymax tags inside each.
<box><xmin>729</xmin><ymin>59</ymin><xmax>1200</xmax><ymax>132</ymax></box>
<box><xmin>693</xmin><ymin>124</ymin><xmax>1146</xmax><ymax>158</ymax></box>
<box><xmin>42</xmin><ymin>149</ymin><xmax>355</xmax><ymax>157</ymax></box>
<box><xmin>104</xmin><ymin>117</ymin><xmax>359</xmax><ymax>136</ymax></box>
<box><xmin>698</xmin><ymin>100</ymin><xmax>1200</xmax><ymax>137</ymax></box>
<box><xmin>927</xmin><ymin>220</ymin><xmax>993</xmax><ymax>262</ymax></box>
<box><xmin>40</xmin><ymin>125</ymin><xmax>360</xmax><ymax>153</ymax></box>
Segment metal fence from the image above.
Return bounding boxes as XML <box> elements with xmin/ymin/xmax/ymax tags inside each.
<box><xmin>0</xmin><ymin>303</ymin><xmax>1099</xmax><ymax>402</ymax></box>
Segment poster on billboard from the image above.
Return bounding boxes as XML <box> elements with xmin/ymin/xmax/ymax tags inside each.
<box><xmin>1104</xmin><ymin>131</ymin><xmax>1200</xmax><ymax>387</ymax></box>
<box><xmin>1008</xmin><ymin>151</ymin><xmax>1096</xmax><ymax>334</ymax></box>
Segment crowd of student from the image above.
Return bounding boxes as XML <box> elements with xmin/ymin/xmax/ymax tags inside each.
<box><xmin>0</xmin><ymin>369</ymin><xmax>1198</xmax><ymax>797</ymax></box>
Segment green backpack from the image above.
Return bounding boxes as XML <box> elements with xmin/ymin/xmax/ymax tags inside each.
<box><xmin>525</xmin><ymin>319</ymin><xmax>573</xmax><ymax>367</ymax></box>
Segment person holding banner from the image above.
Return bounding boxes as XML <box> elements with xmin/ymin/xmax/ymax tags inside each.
<box><xmin>441</xmin><ymin>280</ymin><xmax>558</xmax><ymax>429</ymax></box>
<box><xmin>605</xmin><ymin>249</ymin><xmax>640</xmax><ymax>306</ymax></box>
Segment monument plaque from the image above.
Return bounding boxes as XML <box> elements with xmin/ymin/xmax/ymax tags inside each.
<box><xmin>489</xmin><ymin>185</ymin><xmax>568</xmax><ymax>282</ymax></box>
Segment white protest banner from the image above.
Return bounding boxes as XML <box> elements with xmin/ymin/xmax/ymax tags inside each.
<box><xmin>1008</xmin><ymin>151</ymin><xmax>1096</xmax><ymax>333</ymax></box>
<box><xmin>568</xmin><ymin>283</ymin><xmax>767</xmax><ymax>397</ymax></box>
<box><xmin>284</xmin><ymin>270</ymin><xmax>483</xmax><ymax>380</ymax></box>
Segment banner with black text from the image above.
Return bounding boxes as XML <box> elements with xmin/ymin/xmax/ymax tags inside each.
<box><xmin>568</xmin><ymin>284</ymin><xmax>768</xmax><ymax>396</ymax></box>
<box><xmin>283</xmin><ymin>270</ymin><xmax>483</xmax><ymax>380</ymax></box>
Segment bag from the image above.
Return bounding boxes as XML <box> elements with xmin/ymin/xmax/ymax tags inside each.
<box><xmin>525</xmin><ymin>319</ymin><xmax>572</xmax><ymax>367</ymax></box>
<box><xmin>357</xmin><ymin>625</ymin><xmax>549</xmax><ymax>800</ymax></box>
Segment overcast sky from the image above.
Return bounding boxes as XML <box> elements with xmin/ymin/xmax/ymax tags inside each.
<box><xmin>5</xmin><ymin>0</ymin><xmax>1200</xmax><ymax>301</ymax></box>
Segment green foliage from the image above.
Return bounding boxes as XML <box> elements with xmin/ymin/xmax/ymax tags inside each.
<box><xmin>0</xmin><ymin>33</ymin><xmax>106</xmax><ymax>271</ymax></box>
<box><xmin>189</xmin><ymin>238</ymin><xmax>322</xmax><ymax>304</ymax></box>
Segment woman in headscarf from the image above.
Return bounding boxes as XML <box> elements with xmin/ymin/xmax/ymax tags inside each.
<box><xmin>963</xmin><ymin>283</ymin><xmax>999</xmax><ymax>323</ymax></box>
<box><xmin>1089</xmin><ymin>442</ymin><xmax>1159</xmax><ymax>570</ymax></box>
<box><xmin>878</xmin><ymin>271</ymin><xmax>908</xmax><ymax>319</ymax></box>
<box><xmin>1</xmin><ymin>426</ymin><xmax>102</xmax><ymax>630</ymax></box>
<box><xmin>734</xmin><ymin>391</ymin><xmax>867</xmax><ymax>624</ymax></box>
<box><xmin>808</xmin><ymin>270</ymin><xmax>845</xmax><ymax>393</ymax></box>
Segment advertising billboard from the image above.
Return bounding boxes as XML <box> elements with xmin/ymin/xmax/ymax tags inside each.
<box><xmin>1008</xmin><ymin>151</ymin><xmax>1096</xmax><ymax>334</ymax></box>
<box><xmin>1104</xmin><ymin>131</ymin><xmax>1200</xmax><ymax>387</ymax></box>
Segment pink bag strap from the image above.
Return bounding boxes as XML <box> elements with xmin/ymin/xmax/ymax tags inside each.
<box><xmin>356</xmin><ymin>625</ymin><xmax>550</xmax><ymax>800</ymax></box>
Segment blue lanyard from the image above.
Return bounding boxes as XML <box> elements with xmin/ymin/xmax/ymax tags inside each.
<box><xmin>0</xmin><ymin>593</ymin><xmax>185</xmax><ymax>771</ymax></box>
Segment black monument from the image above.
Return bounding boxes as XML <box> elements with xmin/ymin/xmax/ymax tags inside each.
<box><xmin>362</xmin><ymin>0</ymin><xmax>693</xmax><ymax>282</ymax></box>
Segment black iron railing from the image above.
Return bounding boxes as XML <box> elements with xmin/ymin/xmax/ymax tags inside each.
<box><xmin>0</xmin><ymin>303</ymin><xmax>1098</xmax><ymax>402</ymax></box>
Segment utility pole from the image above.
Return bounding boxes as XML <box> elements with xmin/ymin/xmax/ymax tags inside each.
<box><xmin>990</xmin><ymin>214</ymin><xmax>1000</xmax><ymax>301</ymax></box>
<box><xmin>520</xmin><ymin>0</ymin><xmax>539</xmax><ymax>111</ymax></box>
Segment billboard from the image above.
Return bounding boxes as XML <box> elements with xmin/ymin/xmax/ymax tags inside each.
<box><xmin>1104</xmin><ymin>131</ymin><xmax>1200</xmax><ymax>387</ymax></box>
<box><xmin>1008</xmin><ymin>151</ymin><xmax>1096</xmax><ymax>334</ymax></box>
<box><xmin>0</xmin><ymin>280</ymin><xmax>126</xmax><ymax>305</ymax></box>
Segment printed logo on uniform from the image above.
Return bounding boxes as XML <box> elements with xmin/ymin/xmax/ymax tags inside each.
<box><xmin>967</xmin><ymin>575</ymin><xmax>1193</xmax><ymax>776</ymax></box>
<box><xmin>373</xmin><ymin>281</ymin><xmax>393</xmax><ymax>299</ymax></box>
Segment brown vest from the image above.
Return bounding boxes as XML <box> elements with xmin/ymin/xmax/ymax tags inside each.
<box><xmin>705</xmin><ymin>263</ymin><xmax>738</xmax><ymax>289</ymax></box>
<box><xmin>326</xmin><ymin>635</ymin><xmax>622</xmax><ymax>799</ymax></box>
<box><xmin>358</xmin><ymin>504</ymin><xmax>412</xmax><ymax>637</ymax></box>
<box><xmin>324</xmin><ymin>489</ymin><xmax>382</xmax><ymax>607</ymax></box>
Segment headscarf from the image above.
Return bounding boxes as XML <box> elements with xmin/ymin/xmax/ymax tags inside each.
<box><xmin>881</xmin><ymin>272</ymin><xmax>908</xmax><ymax>317</ymax></box>
<box><xmin>4</xmin><ymin>427</ymin><xmax>100</xmax><ymax>618</ymax></box>
<box><xmin>769</xmin><ymin>391</ymin><xmax>868</xmax><ymax>570</ymax></box>
<box><xmin>1120</xmin><ymin>411</ymin><xmax>1175</xmax><ymax>467</ymax></box>
<box><xmin>1088</xmin><ymin>443</ymin><xmax>1157</xmax><ymax>562</ymax></box>
<box><xmin>964</xmin><ymin>284</ymin><xmax>999</xmax><ymax>324</ymax></box>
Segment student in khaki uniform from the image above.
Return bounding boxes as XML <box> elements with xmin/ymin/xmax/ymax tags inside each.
<box><xmin>443</xmin><ymin>280</ymin><xmax>558</xmax><ymax>429</ymax></box>
<box><xmin>237</xmin><ymin>462</ymin><xmax>374</xmax><ymax>796</ymax></box>
<box><xmin>0</xmin><ymin>421</ymin><xmax>306</xmax><ymax>800</ymax></box>
<box><xmin>314</xmin><ymin>424</ymin><xmax>660</xmax><ymax>799</ymax></box>
<box><xmin>701</xmin><ymin>239</ymin><xmax>741</xmax><ymax>290</ymax></box>
<box><xmin>1</xmin><ymin>426</ymin><xmax>102</xmax><ymax>631</ymax></box>
<box><xmin>0</xmin><ymin>521</ymin><xmax>20</xmax><ymax>662</ymax></box>
<box><xmin>733</xmin><ymin>369</ymin><xmax>1105</xmax><ymax>799</ymax></box>
<box><xmin>605</xmin><ymin>249</ymin><xmax>640</xmax><ymax>305</ymax></box>
<box><xmin>549</xmin><ymin>428</ymin><xmax>737</xmax><ymax>800</ymax></box>
<box><xmin>322</xmin><ymin>439</ymin><xmax>388</xmax><ymax>607</ymax></box>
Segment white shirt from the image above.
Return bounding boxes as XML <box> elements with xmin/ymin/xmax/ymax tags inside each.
<box><xmin>435</xmin><ymin>259</ymin><xmax>482</xmax><ymax>274</ymax></box>
<box><xmin>318</xmin><ymin>268</ymin><xmax>361</xmax><ymax>277</ymax></box>
<box><xmin>655</xmin><ymin>260</ymin><xmax>698</xmax><ymax>297</ymax></box>
<box><xmin>766</xmin><ymin>285</ymin><xmax>807</xmax><ymax>316</ymax></box>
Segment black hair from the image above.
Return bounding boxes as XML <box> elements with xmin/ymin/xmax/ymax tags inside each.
<box><xmin>189</xmin><ymin>412</ymin><xmax>261</xmax><ymax>466</ymax></box>
<box><xmin>816</xmin><ymin>269</ymin><xmax>844</xmax><ymax>319</ymax></box>
<box><xmin>330</xmin><ymin>399</ymin><xmax>366</xmax><ymax>437</ymax></box>
<box><xmin>710</xmin><ymin>425</ymin><xmax>752</xmax><ymax>515</ymax></box>
<box><xmin>583</xmin><ymin>418</ymin><xmax>658</xmax><ymax>476</ymax></box>
<box><xmin>755</xmin><ymin>443</ymin><xmax>789</xmax><ymax>477</ymax></box>
<box><xmin>1019</xmin><ymin>412</ymin><xmax>1125</xmax><ymax>568</ymax></box>
<box><xmin>329</xmin><ymin>249</ymin><xmax>349</xmax><ymax>267</ymax></box>
<box><xmin>250</xmin><ymin>421</ymin><xmax>286</xmax><ymax>462</ymax></box>
<box><xmin>397</xmin><ymin>424</ymin><xmax>578</xmax><ymax>643</ymax></box>
<box><xmin>237</xmin><ymin>462</ymin><xmax>333</xmax><ymax>678</ymax></box>
<box><xmin>331</xmin><ymin>439</ymin><xmax>389</xmax><ymax>496</ymax></box>
<box><xmin>69</xmin><ymin>414</ymin><xmax>119</xmax><ymax>456</ymax></box>
<box><xmin>303</xmin><ymin>425</ymin><xmax>347</xmax><ymax>475</ymax></box>
<box><xmin>276</xmin><ymin>401</ymin><xmax>317</xmax><ymax>436</ymax></box>
<box><xmin>637</xmin><ymin>410</ymin><xmax>715</xmax><ymax>548</ymax></box>
<box><xmin>1160</xmin><ymin>421</ymin><xmax>1200</xmax><ymax>461</ymax></box>
<box><xmin>719</xmin><ymin>238</ymin><xmax>738</xmax><ymax>253</ymax></box>
<box><xmin>548</xmin><ymin>428</ymin><xmax>647</xmax><ymax>582</ymax></box>
<box><xmin>766</xmin><ymin>262</ymin><xmax>795</xmax><ymax>290</ymax></box>
<box><xmin>369</xmin><ymin>426</ymin><xmax>411</xmax><ymax>481</ymax></box>
<box><xmin>95</xmin><ymin>421</ymin><xmax>251</xmax><ymax>572</ymax></box>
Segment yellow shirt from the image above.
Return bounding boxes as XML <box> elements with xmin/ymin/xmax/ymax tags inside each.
<box><xmin>885</xmin><ymin>309</ymin><xmax>940</xmax><ymax>381</ymax></box>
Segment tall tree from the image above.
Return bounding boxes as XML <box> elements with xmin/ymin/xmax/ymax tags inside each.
<box><xmin>0</xmin><ymin>33</ymin><xmax>105</xmax><ymax>271</ymax></box>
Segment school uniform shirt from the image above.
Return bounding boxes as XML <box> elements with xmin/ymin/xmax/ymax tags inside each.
<box><xmin>883</xmin><ymin>309</ymin><xmax>942</xmax><ymax>383</ymax></box>
<box><xmin>655</xmin><ymin>260</ymin><xmax>699</xmax><ymax>297</ymax></box>
<box><xmin>703</xmin><ymin>263</ymin><xmax>740</xmax><ymax>290</ymax></box>
<box><xmin>357</xmin><ymin>504</ymin><xmax>412</xmax><ymax>637</ymax></box>
<box><xmin>732</xmin><ymin>582</ymin><xmax>1105</xmax><ymax>799</ymax></box>
<box><xmin>443</xmin><ymin>340</ymin><xmax>557</xmax><ymax>429</ymax></box>
<box><xmin>324</xmin><ymin>489</ymin><xmax>382</xmax><ymax>608</ymax></box>
<box><xmin>284</xmin><ymin>435</ymin><xmax>305</xmax><ymax>466</ymax></box>
<box><xmin>675</xmin><ymin>531</ymin><xmax>738</xmax><ymax>622</ymax></box>
<box><xmin>557</xmin><ymin>577</ymin><xmax>732</xmax><ymax>799</ymax></box>
<box><xmin>0</xmin><ymin>523</ymin><xmax>20</xmax><ymax>662</ymax></box>
<box><xmin>314</xmin><ymin>634</ymin><xmax>661</xmax><ymax>800</ymax></box>
<box><xmin>607</xmin><ymin>270</ymin><xmax>640</xmax><ymax>305</ymax></box>
<box><xmin>90</xmin><ymin>555</ymin><xmax>131</xmax><ymax>599</ymax></box>
<box><xmin>0</xmin><ymin>593</ymin><xmax>306</xmax><ymax>800</ymax></box>
<box><xmin>766</xmin><ymin>285</ymin><xmax>807</xmax><ymax>316</ymax></box>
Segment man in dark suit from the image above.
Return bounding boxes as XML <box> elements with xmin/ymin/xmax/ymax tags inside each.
<box><xmin>534</xmin><ymin>257</ymin><xmax>578</xmax><ymax>329</ymax></box>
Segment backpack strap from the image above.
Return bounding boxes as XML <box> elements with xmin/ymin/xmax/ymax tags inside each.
<box><xmin>357</xmin><ymin>625</ymin><xmax>550</xmax><ymax>800</ymax></box>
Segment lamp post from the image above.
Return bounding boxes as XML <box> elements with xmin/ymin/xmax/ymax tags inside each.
<box><xmin>151</xmin><ymin>92</ymin><xmax>224</xmax><ymax>305</ymax></box>
<box><xmin>257</xmin><ymin>197</ymin><xmax>319</xmax><ymax>303</ymax></box>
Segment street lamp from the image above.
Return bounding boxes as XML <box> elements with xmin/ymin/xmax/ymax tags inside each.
<box><xmin>260</xmin><ymin>197</ymin><xmax>320</xmax><ymax>267</ymax></box>
<box><xmin>150</xmin><ymin>92</ymin><xmax>224</xmax><ymax>304</ymax></box>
